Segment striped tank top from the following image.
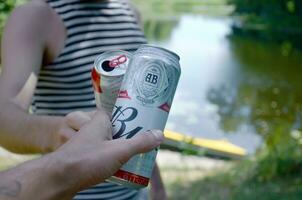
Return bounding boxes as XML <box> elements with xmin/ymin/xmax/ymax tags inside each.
<box><xmin>32</xmin><ymin>0</ymin><xmax>147</xmax><ymax>199</ymax></box>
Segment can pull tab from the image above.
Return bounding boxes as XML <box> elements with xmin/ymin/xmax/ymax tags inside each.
<box><xmin>109</xmin><ymin>55</ymin><xmax>127</xmax><ymax>68</ymax></box>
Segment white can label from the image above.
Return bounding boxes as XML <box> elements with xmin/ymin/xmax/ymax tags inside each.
<box><xmin>112</xmin><ymin>56</ymin><xmax>180</xmax><ymax>182</ymax></box>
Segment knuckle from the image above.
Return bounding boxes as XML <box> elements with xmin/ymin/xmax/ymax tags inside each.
<box><xmin>66</xmin><ymin>111</ymin><xmax>82</xmax><ymax>120</ymax></box>
<box><xmin>117</xmin><ymin>147</ymin><xmax>132</xmax><ymax>164</ymax></box>
<box><xmin>65</xmin><ymin>113</ymin><xmax>75</xmax><ymax>123</ymax></box>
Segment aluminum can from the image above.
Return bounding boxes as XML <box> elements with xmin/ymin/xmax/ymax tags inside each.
<box><xmin>91</xmin><ymin>50</ymin><xmax>132</xmax><ymax>113</ymax></box>
<box><xmin>108</xmin><ymin>44</ymin><xmax>181</xmax><ymax>188</ymax></box>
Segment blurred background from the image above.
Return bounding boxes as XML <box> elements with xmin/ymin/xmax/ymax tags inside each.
<box><xmin>1</xmin><ymin>0</ymin><xmax>302</xmax><ymax>199</ymax></box>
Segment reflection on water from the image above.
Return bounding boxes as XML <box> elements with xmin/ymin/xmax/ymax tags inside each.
<box><xmin>144</xmin><ymin>19</ymin><xmax>179</xmax><ymax>42</ymax></box>
<box><xmin>143</xmin><ymin>15</ymin><xmax>302</xmax><ymax>153</ymax></box>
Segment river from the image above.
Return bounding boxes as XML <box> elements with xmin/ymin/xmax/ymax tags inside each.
<box><xmin>142</xmin><ymin>14</ymin><xmax>302</xmax><ymax>153</ymax></box>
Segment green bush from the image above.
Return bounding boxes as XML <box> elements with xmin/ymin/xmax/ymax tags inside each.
<box><xmin>229</xmin><ymin>0</ymin><xmax>302</xmax><ymax>16</ymax></box>
<box><xmin>255</xmin><ymin>129</ymin><xmax>302</xmax><ymax>181</ymax></box>
<box><xmin>228</xmin><ymin>0</ymin><xmax>302</xmax><ymax>28</ymax></box>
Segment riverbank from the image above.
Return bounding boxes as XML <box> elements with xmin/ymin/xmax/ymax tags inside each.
<box><xmin>1</xmin><ymin>148</ymin><xmax>301</xmax><ymax>199</ymax></box>
<box><xmin>157</xmin><ymin>150</ymin><xmax>232</xmax><ymax>198</ymax></box>
<box><xmin>133</xmin><ymin>0</ymin><xmax>234</xmax><ymax>17</ymax></box>
<box><xmin>159</xmin><ymin>151</ymin><xmax>302</xmax><ymax>200</ymax></box>
<box><xmin>0</xmin><ymin>148</ymin><xmax>232</xmax><ymax>199</ymax></box>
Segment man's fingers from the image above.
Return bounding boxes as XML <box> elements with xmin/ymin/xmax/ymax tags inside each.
<box><xmin>80</xmin><ymin>110</ymin><xmax>112</xmax><ymax>140</ymax></box>
<box><xmin>66</xmin><ymin>111</ymin><xmax>92</xmax><ymax>130</ymax></box>
<box><xmin>112</xmin><ymin>130</ymin><xmax>164</xmax><ymax>163</ymax></box>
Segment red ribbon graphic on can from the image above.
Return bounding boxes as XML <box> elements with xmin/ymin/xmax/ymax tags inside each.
<box><xmin>91</xmin><ymin>68</ymin><xmax>102</xmax><ymax>93</ymax></box>
<box><xmin>109</xmin><ymin>55</ymin><xmax>127</xmax><ymax>68</ymax></box>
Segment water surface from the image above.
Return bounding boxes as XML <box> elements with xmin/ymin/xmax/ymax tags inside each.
<box><xmin>143</xmin><ymin>15</ymin><xmax>302</xmax><ymax>153</ymax></box>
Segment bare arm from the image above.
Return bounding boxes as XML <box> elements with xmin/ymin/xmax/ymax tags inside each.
<box><xmin>150</xmin><ymin>163</ymin><xmax>167</xmax><ymax>200</ymax></box>
<box><xmin>0</xmin><ymin>111</ymin><xmax>164</xmax><ymax>200</ymax></box>
<box><xmin>0</xmin><ymin>2</ymin><xmax>65</xmax><ymax>153</ymax></box>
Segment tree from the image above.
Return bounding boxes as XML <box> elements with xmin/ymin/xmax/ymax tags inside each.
<box><xmin>207</xmin><ymin>36</ymin><xmax>302</xmax><ymax>179</ymax></box>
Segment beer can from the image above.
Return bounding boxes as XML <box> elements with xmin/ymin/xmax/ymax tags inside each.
<box><xmin>91</xmin><ymin>50</ymin><xmax>132</xmax><ymax>113</ymax></box>
<box><xmin>108</xmin><ymin>44</ymin><xmax>181</xmax><ymax>188</ymax></box>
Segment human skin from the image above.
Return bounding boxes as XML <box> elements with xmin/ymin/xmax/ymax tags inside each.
<box><xmin>0</xmin><ymin>0</ymin><xmax>70</xmax><ymax>153</ymax></box>
<box><xmin>0</xmin><ymin>110</ymin><xmax>164</xmax><ymax>200</ymax></box>
<box><xmin>0</xmin><ymin>0</ymin><xmax>166</xmax><ymax>198</ymax></box>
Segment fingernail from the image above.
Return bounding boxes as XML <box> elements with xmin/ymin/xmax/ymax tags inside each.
<box><xmin>151</xmin><ymin>130</ymin><xmax>164</xmax><ymax>141</ymax></box>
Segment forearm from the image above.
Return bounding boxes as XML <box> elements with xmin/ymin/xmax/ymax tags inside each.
<box><xmin>0</xmin><ymin>153</ymin><xmax>75</xmax><ymax>200</ymax></box>
<box><xmin>0</xmin><ymin>101</ymin><xmax>63</xmax><ymax>154</ymax></box>
<box><xmin>151</xmin><ymin>162</ymin><xmax>165</xmax><ymax>192</ymax></box>
<box><xmin>0</xmin><ymin>117</ymin><xmax>165</xmax><ymax>200</ymax></box>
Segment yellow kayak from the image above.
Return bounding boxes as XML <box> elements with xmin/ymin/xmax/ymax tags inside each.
<box><xmin>162</xmin><ymin>129</ymin><xmax>247</xmax><ymax>159</ymax></box>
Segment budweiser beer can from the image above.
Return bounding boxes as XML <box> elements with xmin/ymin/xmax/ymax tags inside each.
<box><xmin>91</xmin><ymin>50</ymin><xmax>132</xmax><ymax>113</ymax></box>
<box><xmin>108</xmin><ymin>44</ymin><xmax>181</xmax><ymax>188</ymax></box>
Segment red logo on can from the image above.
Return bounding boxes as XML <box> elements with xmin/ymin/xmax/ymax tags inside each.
<box><xmin>118</xmin><ymin>90</ymin><xmax>131</xmax><ymax>99</ymax></box>
<box><xmin>159</xmin><ymin>103</ymin><xmax>171</xmax><ymax>113</ymax></box>
<box><xmin>91</xmin><ymin>68</ymin><xmax>102</xmax><ymax>93</ymax></box>
<box><xmin>114</xmin><ymin>169</ymin><xmax>149</xmax><ymax>186</ymax></box>
<box><xmin>109</xmin><ymin>55</ymin><xmax>127</xmax><ymax>68</ymax></box>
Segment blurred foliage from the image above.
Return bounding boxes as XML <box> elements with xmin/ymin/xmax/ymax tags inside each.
<box><xmin>0</xmin><ymin>0</ymin><xmax>16</xmax><ymax>12</ymax></box>
<box><xmin>143</xmin><ymin>19</ymin><xmax>179</xmax><ymax>42</ymax></box>
<box><xmin>203</xmin><ymin>0</ymin><xmax>302</xmax><ymax>185</ymax></box>
<box><xmin>229</xmin><ymin>0</ymin><xmax>302</xmax><ymax>18</ymax></box>
<box><xmin>168</xmin><ymin>158</ymin><xmax>302</xmax><ymax>200</ymax></box>
<box><xmin>207</xmin><ymin>36</ymin><xmax>302</xmax><ymax>183</ymax></box>
<box><xmin>228</xmin><ymin>0</ymin><xmax>302</xmax><ymax>51</ymax></box>
<box><xmin>135</xmin><ymin>0</ymin><xmax>232</xmax><ymax>42</ymax></box>
<box><xmin>133</xmin><ymin>0</ymin><xmax>233</xmax><ymax>17</ymax></box>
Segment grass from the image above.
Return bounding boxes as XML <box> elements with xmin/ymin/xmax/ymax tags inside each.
<box><xmin>133</xmin><ymin>0</ymin><xmax>229</xmax><ymax>6</ymax></box>
<box><xmin>163</xmin><ymin>158</ymin><xmax>302</xmax><ymax>200</ymax></box>
<box><xmin>2</xmin><ymin>149</ymin><xmax>302</xmax><ymax>200</ymax></box>
<box><xmin>167</xmin><ymin>173</ymin><xmax>302</xmax><ymax>200</ymax></box>
<box><xmin>133</xmin><ymin>0</ymin><xmax>234</xmax><ymax>17</ymax></box>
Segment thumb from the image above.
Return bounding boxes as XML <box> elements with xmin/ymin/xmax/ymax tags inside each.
<box><xmin>111</xmin><ymin>130</ymin><xmax>164</xmax><ymax>163</ymax></box>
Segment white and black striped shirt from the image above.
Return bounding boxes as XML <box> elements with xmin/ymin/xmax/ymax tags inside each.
<box><xmin>32</xmin><ymin>0</ymin><xmax>147</xmax><ymax>199</ymax></box>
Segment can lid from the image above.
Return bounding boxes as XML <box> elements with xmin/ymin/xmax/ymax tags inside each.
<box><xmin>135</xmin><ymin>44</ymin><xmax>181</xmax><ymax>73</ymax></box>
<box><xmin>137</xmin><ymin>44</ymin><xmax>180</xmax><ymax>61</ymax></box>
<box><xmin>94</xmin><ymin>50</ymin><xmax>132</xmax><ymax>76</ymax></box>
